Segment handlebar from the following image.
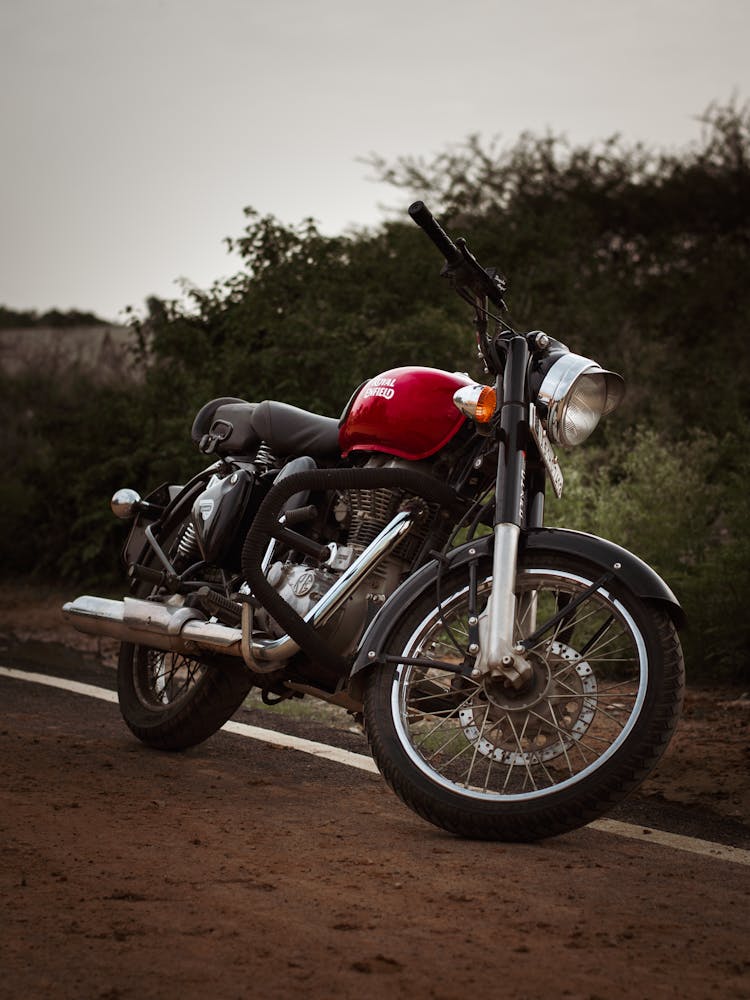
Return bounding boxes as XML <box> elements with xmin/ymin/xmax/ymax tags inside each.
<box><xmin>408</xmin><ymin>201</ymin><xmax>507</xmax><ymax>309</ymax></box>
<box><xmin>408</xmin><ymin>201</ymin><xmax>463</xmax><ymax>266</ymax></box>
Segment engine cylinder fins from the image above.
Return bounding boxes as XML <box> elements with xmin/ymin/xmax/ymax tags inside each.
<box><xmin>344</xmin><ymin>486</ymin><xmax>402</xmax><ymax>548</ymax></box>
<box><xmin>342</xmin><ymin>487</ymin><xmax>443</xmax><ymax>565</ymax></box>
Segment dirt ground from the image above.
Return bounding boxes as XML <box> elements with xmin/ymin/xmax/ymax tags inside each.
<box><xmin>1</xmin><ymin>584</ymin><xmax>750</xmax><ymax>999</ymax></box>
<box><xmin>2</xmin><ymin>582</ymin><xmax>747</xmax><ymax>826</ymax></box>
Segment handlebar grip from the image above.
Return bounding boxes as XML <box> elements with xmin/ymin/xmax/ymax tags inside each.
<box><xmin>408</xmin><ymin>201</ymin><xmax>462</xmax><ymax>264</ymax></box>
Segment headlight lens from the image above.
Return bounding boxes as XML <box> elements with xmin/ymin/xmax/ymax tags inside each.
<box><xmin>537</xmin><ymin>354</ymin><xmax>624</xmax><ymax>447</ymax></box>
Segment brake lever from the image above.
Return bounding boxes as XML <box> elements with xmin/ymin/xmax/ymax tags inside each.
<box><xmin>457</xmin><ymin>238</ymin><xmax>508</xmax><ymax>302</ymax></box>
<box><xmin>440</xmin><ymin>238</ymin><xmax>508</xmax><ymax>309</ymax></box>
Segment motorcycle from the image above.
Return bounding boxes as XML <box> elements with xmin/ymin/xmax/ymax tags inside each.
<box><xmin>64</xmin><ymin>201</ymin><xmax>685</xmax><ymax>841</ymax></box>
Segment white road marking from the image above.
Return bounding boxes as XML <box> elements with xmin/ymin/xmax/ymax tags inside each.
<box><xmin>2</xmin><ymin>664</ymin><xmax>749</xmax><ymax>866</ymax></box>
<box><xmin>222</xmin><ymin>718</ymin><xmax>378</xmax><ymax>773</ymax></box>
<box><xmin>0</xmin><ymin>666</ymin><xmax>120</xmax><ymax>703</ymax></box>
<box><xmin>0</xmin><ymin>666</ymin><xmax>377</xmax><ymax>773</ymax></box>
<box><xmin>588</xmin><ymin>818</ymin><xmax>750</xmax><ymax>865</ymax></box>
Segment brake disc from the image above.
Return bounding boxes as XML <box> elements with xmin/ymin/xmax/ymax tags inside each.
<box><xmin>458</xmin><ymin>640</ymin><xmax>598</xmax><ymax>764</ymax></box>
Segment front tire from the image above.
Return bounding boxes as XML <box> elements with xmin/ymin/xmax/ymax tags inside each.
<box><xmin>363</xmin><ymin>552</ymin><xmax>684</xmax><ymax>841</ymax></box>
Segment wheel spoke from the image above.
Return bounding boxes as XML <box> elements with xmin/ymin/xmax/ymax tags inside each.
<box><xmin>462</xmin><ymin>701</ymin><xmax>492</xmax><ymax>789</ymax></box>
<box><xmin>505</xmin><ymin>713</ymin><xmax>539</xmax><ymax>791</ymax></box>
<box><xmin>546</xmin><ymin>702</ymin><xmax>575</xmax><ymax>777</ymax></box>
<box><xmin>140</xmin><ymin>648</ymin><xmax>205</xmax><ymax>707</ymax></box>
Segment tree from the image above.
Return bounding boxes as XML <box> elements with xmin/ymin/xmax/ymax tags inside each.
<box><xmin>366</xmin><ymin>100</ymin><xmax>750</xmax><ymax>434</ymax></box>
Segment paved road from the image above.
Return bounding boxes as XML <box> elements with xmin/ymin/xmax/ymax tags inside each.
<box><xmin>1</xmin><ymin>652</ymin><xmax>749</xmax><ymax>999</ymax></box>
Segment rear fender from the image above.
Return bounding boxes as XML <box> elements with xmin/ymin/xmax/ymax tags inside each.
<box><xmin>348</xmin><ymin>526</ymin><xmax>684</xmax><ymax>700</ymax></box>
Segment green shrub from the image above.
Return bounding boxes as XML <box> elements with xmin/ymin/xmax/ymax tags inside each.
<box><xmin>555</xmin><ymin>425</ymin><xmax>749</xmax><ymax>681</ymax></box>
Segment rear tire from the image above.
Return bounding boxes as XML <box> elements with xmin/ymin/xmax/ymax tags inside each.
<box><xmin>363</xmin><ymin>552</ymin><xmax>684</xmax><ymax>841</ymax></box>
<box><xmin>117</xmin><ymin>505</ymin><xmax>252</xmax><ymax>751</ymax></box>
<box><xmin>118</xmin><ymin>642</ymin><xmax>252</xmax><ymax>751</ymax></box>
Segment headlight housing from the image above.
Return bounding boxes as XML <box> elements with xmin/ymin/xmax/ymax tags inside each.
<box><xmin>536</xmin><ymin>353</ymin><xmax>625</xmax><ymax>448</ymax></box>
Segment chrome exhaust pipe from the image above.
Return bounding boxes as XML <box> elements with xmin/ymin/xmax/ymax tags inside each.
<box><xmin>62</xmin><ymin>595</ymin><xmax>244</xmax><ymax>658</ymax></box>
<box><xmin>63</xmin><ymin>507</ymin><xmax>418</xmax><ymax>669</ymax></box>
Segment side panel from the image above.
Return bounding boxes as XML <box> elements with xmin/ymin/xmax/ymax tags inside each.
<box><xmin>349</xmin><ymin>527</ymin><xmax>685</xmax><ymax>689</ymax></box>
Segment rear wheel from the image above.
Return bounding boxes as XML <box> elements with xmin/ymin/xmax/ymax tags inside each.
<box><xmin>117</xmin><ymin>510</ymin><xmax>252</xmax><ymax>751</ymax></box>
<box><xmin>363</xmin><ymin>552</ymin><xmax>684</xmax><ymax>841</ymax></box>
<box><xmin>118</xmin><ymin>641</ymin><xmax>252</xmax><ymax>751</ymax></box>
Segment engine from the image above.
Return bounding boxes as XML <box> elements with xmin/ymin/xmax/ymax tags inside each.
<box><xmin>261</xmin><ymin>561</ymin><xmax>340</xmax><ymax>633</ymax></box>
<box><xmin>255</xmin><ymin>457</ymin><xmax>446</xmax><ymax>655</ymax></box>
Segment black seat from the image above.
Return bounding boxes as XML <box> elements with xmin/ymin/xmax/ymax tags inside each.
<box><xmin>191</xmin><ymin>397</ymin><xmax>341</xmax><ymax>459</ymax></box>
<box><xmin>191</xmin><ymin>397</ymin><xmax>260</xmax><ymax>454</ymax></box>
<box><xmin>250</xmin><ymin>400</ymin><xmax>341</xmax><ymax>458</ymax></box>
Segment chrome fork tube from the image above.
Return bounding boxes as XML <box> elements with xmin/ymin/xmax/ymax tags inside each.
<box><xmin>480</xmin><ymin>334</ymin><xmax>533</xmax><ymax>684</ymax></box>
<box><xmin>484</xmin><ymin>522</ymin><xmax>521</xmax><ymax>656</ymax></box>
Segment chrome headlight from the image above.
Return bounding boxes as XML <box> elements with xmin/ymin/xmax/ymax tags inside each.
<box><xmin>536</xmin><ymin>354</ymin><xmax>625</xmax><ymax>448</ymax></box>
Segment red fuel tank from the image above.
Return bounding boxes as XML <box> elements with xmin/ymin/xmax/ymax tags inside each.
<box><xmin>339</xmin><ymin>366</ymin><xmax>474</xmax><ymax>461</ymax></box>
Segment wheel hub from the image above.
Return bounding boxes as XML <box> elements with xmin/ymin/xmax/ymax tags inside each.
<box><xmin>483</xmin><ymin>652</ymin><xmax>552</xmax><ymax>711</ymax></box>
<box><xmin>458</xmin><ymin>641</ymin><xmax>598</xmax><ymax>764</ymax></box>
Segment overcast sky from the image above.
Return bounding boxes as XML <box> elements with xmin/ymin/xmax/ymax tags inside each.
<box><xmin>1</xmin><ymin>0</ymin><xmax>748</xmax><ymax>321</ymax></box>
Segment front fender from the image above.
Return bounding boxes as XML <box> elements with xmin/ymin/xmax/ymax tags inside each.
<box><xmin>349</xmin><ymin>527</ymin><xmax>684</xmax><ymax>698</ymax></box>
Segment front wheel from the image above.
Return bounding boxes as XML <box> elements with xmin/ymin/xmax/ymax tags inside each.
<box><xmin>363</xmin><ymin>552</ymin><xmax>684</xmax><ymax>841</ymax></box>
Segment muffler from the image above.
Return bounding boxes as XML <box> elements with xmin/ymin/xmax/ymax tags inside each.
<box><xmin>62</xmin><ymin>595</ymin><xmax>244</xmax><ymax>658</ymax></box>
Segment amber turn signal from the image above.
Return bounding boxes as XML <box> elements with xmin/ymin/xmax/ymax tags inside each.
<box><xmin>452</xmin><ymin>384</ymin><xmax>497</xmax><ymax>423</ymax></box>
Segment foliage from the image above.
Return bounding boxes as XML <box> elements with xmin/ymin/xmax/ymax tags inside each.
<box><xmin>0</xmin><ymin>369</ymin><xmax>166</xmax><ymax>586</ymax></box>
<box><xmin>129</xmin><ymin>211</ymin><xmax>477</xmax><ymax>417</ymax></box>
<box><xmin>556</xmin><ymin>425</ymin><xmax>750</xmax><ymax>680</ymax></box>
<box><xmin>0</xmin><ymin>305</ymin><xmax>107</xmax><ymax>329</ymax></box>
<box><xmin>367</xmin><ymin>100</ymin><xmax>750</xmax><ymax>434</ymax></box>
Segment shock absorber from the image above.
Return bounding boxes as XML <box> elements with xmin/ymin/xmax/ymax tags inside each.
<box><xmin>174</xmin><ymin>523</ymin><xmax>199</xmax><ymax>565</ymax></box>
